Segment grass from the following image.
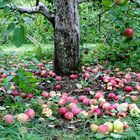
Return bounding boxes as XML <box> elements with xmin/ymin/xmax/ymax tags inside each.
<box><xmin>0</xmin><ymin>44</ymin><xmax>53</xmax><ymax>55</ymax></box>
<box><xmin>1</xmin><ymin>116</ymin><xmax>140</xmax><ymax>140</ymax></box>
<box><xmin>0</xmin><ymin>43</ymin><xmax>140</xmax><ymax>140</ymax></box>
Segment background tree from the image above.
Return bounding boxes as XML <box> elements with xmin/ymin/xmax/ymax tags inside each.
<box><xmin>0</xmin><ymin>0</ymin><xmax>140</xmax><ymax>74</ymax></box>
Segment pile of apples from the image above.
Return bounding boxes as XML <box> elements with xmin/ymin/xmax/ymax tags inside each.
<box><xmin>0</xmin><ymin>56</ymin><xmax>140</xmax><ymax>136</ymax></box>
<box><xmin>90</xmin><ymin>119</ymin><xmax>128</xmax><ymax>134</ymax></box>
<box><xmin>3</xmin><ymin>109</ymin><xmax>35</xmax><ymax>124</ymax></box>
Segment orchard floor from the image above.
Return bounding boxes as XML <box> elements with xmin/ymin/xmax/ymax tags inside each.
<box><xmin>0</xmin><ymin>44</ymin><xmax>140</xmax><ymax>140</ymax></box>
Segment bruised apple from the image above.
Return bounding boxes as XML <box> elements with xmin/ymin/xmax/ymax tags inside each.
<box><xmin>114</xmin><ymin>0</ymin><xmax>125</xmax><ymax>6</ymax></box>
<box><xmin>17</xmin><ymin>113</ymin><xmax>29</xmax><ymax>124</ymax></box>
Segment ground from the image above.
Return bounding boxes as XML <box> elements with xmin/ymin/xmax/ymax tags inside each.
<box><xmin>0</xmin><ymin>45</ymin><xmax>140</xmax><ymax>140</ymax></box>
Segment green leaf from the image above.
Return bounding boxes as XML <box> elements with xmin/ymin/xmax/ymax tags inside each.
<box><xmin>3</xmin><ymin>6</ymin><xmax>11</xmax><ymax>14</ymax></box>
<box><xmin>125</xmin><ymin>96</ymin><xmax>133</xmax><ymax>103</ymax></box>
<box><xmin>48</xmin><ymin>116</ymin><xmax>56</xmax><ymax>121</ymax></box>
<box><xmin>29</xmin><ymin>77</ymin><xmax>38</xmax><ymax>83</ymax></box>
<box><xmin>13</xmin><ymin>27</ymin><xmax>25</xmax><ymax>47</ymax></box>
<box><xmin>28</xmin><ymin>65</ymin><xmax>38</xmax><ymax>71</ymax></box>
<box><xmin>76</xmin><ymin>83</ymin><xmax>82</xmax><ymax>89</ymax></box>
<box><xmin>5</xmin><ymin>76</ymin><xmax>13</xmax><ymax>82</ymax></box>
<box><xmin>24</xmin><ymin>71</ymin><xmax>33</xmax><ymax>77</ymax></box>
<box><xmin>111</xmin><ymin>133</ymin><xmax>122</xmax><ymax>138</ymax></box>
<box><xmin>0</xmin><ymin>0</ymin><xmax>9</xmax><ymax>8</ymax></box>
<box><xmin>101</xmin><ymin>0</ymin><xmax>113</xmax><ymax>7</ymax></box>
<box><xmin>95</xmin><ymin>133</ymin><xmax>106</xmax><ymax>139</ymax></box>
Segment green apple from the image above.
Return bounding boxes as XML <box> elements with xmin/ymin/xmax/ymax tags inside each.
<box><xmin>90</xmin><ymin>124</ymin><xmax>98</xmax><ymax>133</ymax></box>
<box><xmin>130</xmin><ymin>107</ymin><xmax>140</xmax><ymax>117</ymax></box>
<box><xmin>113</xmin><ymin>119</ymin><xmax>124</xmax><ymax>133</ymax></box>
<box><xmin>98</xmin><ymin>97</ymin><xmax>106</xmax><ymax>103</ymax></box>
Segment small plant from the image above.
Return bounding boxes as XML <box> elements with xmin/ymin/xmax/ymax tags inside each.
<box><xmin>32</xmin><ymin>45</ymin><xmax>53</xmax><ymax>61</ymax></box>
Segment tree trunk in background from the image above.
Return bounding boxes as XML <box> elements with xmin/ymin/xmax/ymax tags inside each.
<box><xmin>54</xmin><ymin>0</ymin><xmax>80</xmax><ymax>75</ymax></box>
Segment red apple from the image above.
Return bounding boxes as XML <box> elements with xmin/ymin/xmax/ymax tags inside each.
<box><xmin>83</xmin><ymin>98</ymin><xmax>90</xmax><ymax>106</ymax></box>
<box><xmin>83</xmin><ymin>72</ymin><xmax>90</xmax><ymax>79</ymax></box>
<box><xmin>58</xmin><ymin>107</ymin><xmax>68</xmax><ymax>115</ymax></box>
<box><xmin>98</xmin><ymin>124</ymin><xmax>109</xmax><ymax>134</ymax></box>
<box><xmin>108</xmin><ymin>93</ymin><xmax>116</xmax><ymax>99</ymax></box>
<box><xmin>58</xmin><ymin>98</ymin><xmax>66</xmax><ymax>106</ymax></box>
<box><xmin>71</xmin><ymin>107</ymin><xmax>81</xmax><ymax>116</ymax></box>
<box><xmin>55</xmin><ymin>84</ymin><xmax>62</xmax><ymax>91</ymax></box>
<box><xmin>114</xmin><ymin>95</ymin><xmax>120</xmax><ymax>101</ymax></box>
<box><xmin>83</xmin><ymin>87</ymin><xmax>91</xmax><ymax>93</ymax></box>
<box><xmin>35</xmin><ymin>70</ymin><xmax>41</xmax><ymax>75</ymax></box>
<box><xmin>25</xmin><ymin>109</ymin><xmax>35</xmax><ymax>119</ymax></box>
<box><xmin>67</xmin><ymin>96</ymin><xmax>75</xmax><ymax>102</ymax></box>
<box><xmin>89</xmin><ymin>99</ymin><xmax>98</xmax><ymax>105</ymax></box>
<box><xmin>69</xmin><ymin>74</ymin><xmax>76</xmax><ymax>80</ymax></box>
<box><xmin>125</xmin><ymin>86</ymin><xmax>133</xmax><ymax>92</ymax></box>
<box><xmin>61</xmin><ymin>92</ymin><xmax>68</xmax><ymax>99</ymax></box>
<box><xmin>78</xmin><ymin>95</ymin><xmax>87</xmax><ymax>102</ymax></box>
<box><xmin>56</xmin><ymin>76</ymin><xmax>62</xmax><ymax>81</ymax></box>
<box><xmin>27</xmin><ymin>93</ymin><xmax>34</xmax><ymax>99</ymax></box>
<box><xmin>71</xmin><ymin>99</ymin><xmax>79</xmax><ymax>104</ymax></box>
<box><xmin>95</xmin><ymin>91</ymin><xmax>104</xmax><ymax>99</ymax></box>
<box><xmin>3</xmin><ymin>114</ymin><xmax>15</xmax><ymax>124</ymax></box>
<box><xmin>1</xmin><ymin>73</ymin><xmax>7</xmax><ymax>78</ymax></box>
<box><xmin>103</xmin><ymin>76</ymin><xmax>110</xmax><ymax>83</ymax></box>
<box><xmin>117</xmin><ymin>112</ymin><xmax>127</xmax><ymax>118</ymax></box>
<box><xmin>124</xmin><ymin>74</ymin><xmax>131</xmax><ymax>79</ymax></box>
<box><xmin>49</xmin><ymin>71</ymin><xmax>56</xmax><ymax>77</ymax></box>
<box><xmin>40</xmin><ymin>70</ymin><xmax>47</xmax><ymax>77</ymax></box>
<box><xmin>101</xmin><ymin>102</ymin><xmax>110</xmax><ymax>109</ymax></box>
<box><xmin>104</xmin><ymin>122</ymin><xmax>113</xmax><ymax>132</ymax></box>
<box><xmin>91</xmin><ymin>108</ymin><xmax>102</xmax><ymax>117</ymax></box>
<box><xmin>11</xmin><ymin>90</ymin><xmax>20</xmax><ymax>96</ymax></box>
<box><xmin>64</xmin><ymin>112</ymin><xmax>74</xmax><ymax>120</ymax></box>
<box><xmin>41</xmin><ymin>91</ymin><xmax>49</xmax><ymax>98</ymax></box>
<box><xmin>124</xmin><ymin>28</ymin><xmax>134</xmax><ymax>38</ymax></box>
<box><xmin>68</xmin><ymin>103</ymin><xmax>77</xmax><ymax>110</ymax></box>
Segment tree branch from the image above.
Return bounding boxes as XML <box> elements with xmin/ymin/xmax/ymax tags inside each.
<box><xmin>1</xmin><ymin>2</ymin><xmax>55</xmax><ymax>27</ymax></box>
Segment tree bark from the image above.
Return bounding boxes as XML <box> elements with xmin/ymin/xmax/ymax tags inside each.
<box><xmin>54</xmin><ymin>0</ymin><xmax>80</xmax><ymax>75</ymax></box>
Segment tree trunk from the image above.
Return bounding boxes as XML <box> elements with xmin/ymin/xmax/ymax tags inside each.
<box><xmin>54</xmin><ymin>0</ymin><xmax>80</xmax><ymax>75</ymax></box>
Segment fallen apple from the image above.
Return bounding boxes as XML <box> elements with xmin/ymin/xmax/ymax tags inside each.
<box><xmin>104</xmin><ymin>122</ymin><xmax>113</xmax><ymax>132</ymax></box>
<box><xmin>90</xmin><ymin>124</ymin><xmax>98</xmax><ymax>133</ymax></box>
<box><xmin>64</xmin><ymin>112</ymin><xmax>74</xmax><ymax>120</ymax></box>
<box><xmin>98</xmin><ymin>124</ymin><xmax>109</xmax><ymax>134</ymax></box>
<box><xmin>3</xmin><ymin>114</ymin><xmax>15</xmax><ymax>124</ymax></box>
<box><xmin>25</xmin><ymin>109</ymin><xmax>35</xmax><ymax>119</ymax></box>
<box><xmin>58</xmin><ymin>107</ymin><xmax>68</xmax><ymax>115</ymax></box>
<box><xmin>17</xmin><ymin>113</ymin><xmax>29</xmax><ymax>124</ymax></box>
<box><xmin>113</xmin><ymin>119</ymin><xmax>124</xmax><ymax>133</ymax></box>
